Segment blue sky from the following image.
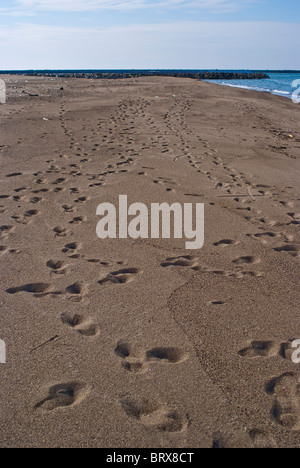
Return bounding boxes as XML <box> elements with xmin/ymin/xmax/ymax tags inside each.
<box><xmin>0</xmin><ymin>0</ymin><xmax>299</xmax><ymax>70</ymax></box>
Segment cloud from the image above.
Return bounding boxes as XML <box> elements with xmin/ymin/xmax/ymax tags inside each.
<box><xmin>0</xmin><ymin>21</ymin><xmax>299</xmax><ymax>70</ymax></box>
<box><xmin>13</xmin><ymin>0</ymin><xmax>257</xmax><ymax>13</ymax></box>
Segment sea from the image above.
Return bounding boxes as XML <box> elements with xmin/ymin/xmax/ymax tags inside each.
<box><xmin>203</xmin><ymin>71</ymin><xmax>300</xmax><ymax>101</ymax></box>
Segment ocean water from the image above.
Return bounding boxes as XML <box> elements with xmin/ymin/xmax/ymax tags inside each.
<box><xmin>205</xmin><ymin>72</ymin><xmax>300</xmax><ymax>100</ymax></box>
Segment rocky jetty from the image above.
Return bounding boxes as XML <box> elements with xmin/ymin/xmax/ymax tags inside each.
<box><xmin>1</xmin><ymin>70</ymin><xmax>270</xmax><ymax>80</ymax></box>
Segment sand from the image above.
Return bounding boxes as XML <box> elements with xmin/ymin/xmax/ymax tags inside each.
<box><xmin>0</xmin><ymin>75</ymin><xmax>299</xmax><ymax>448</ymax></box>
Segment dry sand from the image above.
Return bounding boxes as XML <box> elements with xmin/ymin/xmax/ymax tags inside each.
<box><xmin>0</xmin><ymin>75</ymin><xmax>299</xmax><ymax>448</ymax></box>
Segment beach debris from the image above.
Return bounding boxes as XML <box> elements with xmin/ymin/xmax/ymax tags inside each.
<box><xmin>43</xmin><ymin>118</ymin><xmax>49</xmax><ymax>121</ymax></box>
<box><xmin>30</xmin><ymin>335</ymin><xmax>60</xmax><ymax>353</ymax></box>
<box><xmin>288</xmin><ymin>135</ymin><xmax>295</xmax><ymax>138</ymax></box>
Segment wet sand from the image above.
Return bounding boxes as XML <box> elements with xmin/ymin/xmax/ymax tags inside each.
<box><xmin>0</xmin><ymin>75</ymin><xmax>299</xmax><ymax>448</ymax></box>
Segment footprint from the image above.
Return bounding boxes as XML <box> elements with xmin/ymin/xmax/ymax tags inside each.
<box><xmin>239</xmin><ymin>341</ymin><xmax>279</xmax><ymax>358</ymax></box>
<box><xmin>61</xmin><ymin>313</ymin><xmax>99</xmax><ymax>337</ymax></box>
<box><xmin>6</xmin><ymin>283</ymin><xmax>52</xmax><ymax>295</ymax></box>
<box><xmin>62</xmin><ymin>205</ymin><xmax>75</xmax><ymax>213</ymax></box>
<box><xmin>62</xmin><ymin>242</ymin><xmax>81</xmax><ymax>256</ymax></box>
<box><xmin>87</xmin><ymin>259</ymin><xmax>125</xmax><ymax>267</ymax></box>
<box><xmin>120</xmin><ymin>398</ymin><xmax>189</xmax><ymax>433</ymax></box>
<box><xmin>266</xmin><ymin>373</ymin><xmax>300</xmax><ymax>430</ymax></box>
<box><xmin>239</xmin><ymin>339</ymin><xmax>297</xmax><ymax>361</ymax></box>
<box><xmin>0</xmin><ymin>225</ymin><xmax>14</xmax><ymax>239</ymax></box>
<box><xmin>161</xmin><ymin>256</ymin><xmax>199</xmax><ymax>268</ymax></box>
<box><xmin>69</xmin><ymin>216</ymin><xmax>86</xmax><ymax>225</ymax></box>
<box><xmin>53</xmin><ymin>226</ymin><xmax>71</xmax><ymax>238</ymax></box>
<box><xmin>115</xmin><ymin>342</ymin><xmax>188</xmax><ymax>373</ymax></box>
<box><xmin>14</xmin><ymin>187</ymin><xmax>27</xmax><ymax>193</ymax></box>
<box><xmin>279</xmin><ymin>340</ymin><xmax>299</xmax><ymax>361</ymax></box>
<box><xmin>6</xmin><ymin>172</ymin><xmax>23</xmax><ymax>178</ymax></box>
<box><xmin>74</xmin><ymin>197</ymin><xmax>88</xmax><ymax>204</ymax></box>
<box><xmin>99</xmin><ymin>268</ymin><xmax>141</xmax><ymax>285</ymax></box>
<box><xmin>66</xmin><ymin>282</ymin><xmax>88</xmax><ymax>300</ymax></box>
<box><xmin>274</xmin><ymin>245</ymin><xmax>299</xmax><ymax>257</ymax></box>
<box><xmin>12</xmin><ymin>210</ymin><xmax>39</xmax><ymax>225</ymax></box>
<box><xmin>32</xmin><ymin>188</ymin><xmax>49</xmax><ymax>194</ymax></box>
<box><xmin>47</xmin><ymin>260</ymin><xmax>69</xmax><ymax>275</ymax></box>
<box><xmin>196</xmin><ymin>266</ymin><xmax>264</xmax><ymax>279</ymax></box>
<box><xmin>70</xmin><ymin>187</ymin><xmax>80</xmax><ymax>194</ymax></box>
<box><xmin>248</xmin><ymin>430</ymin><xmax>277</xmax><ymax>448</ymax></box>
<box><xmin>212</xmin><ymin>433</ymin><xmax>231</xmax><ymax>448</ymax></box>
<box><xmin>30</xmin><ymin>197</ymin><xmax>42</xmax><ymax>204</ymax></box>
<box><xmin>53</xmin><ymin>187</ymin><xmax>65</xmax><ymax>194</ymax></box>
<box><xmin>53</xmin><ymin>178</ymin><xmax>66</xmax><ymax>185</ymax></box>
<box><xmin>213</xmin><ymin>239</ymin><xmax>238</xmax><ymax>247</ymax></box>
<box><xmin>115</xmin><ymin>342</ymin><xmax>148</xmax><ymax>374</ymax></box>
<box><xmin>0</xmin><ymin>245</ymin><xmax>8</xmax><ymax>256</ymax></box>
<box><xmin>287</xmin><ymin>212</ymin><xmax>300</xmax><ymax>221</ymax></box>
<box><xmin>146</xmin><ymin>347</ymin><xmax>188</xmax><ymax>364</ymax></box>
<box><xmin>213</xmin><ymin>430</ymin><xmax>276</xmax><ymax>448</ymax></box>
<box><xmin>35</xmin><ymin>382</ymin><xmax>88</xmax><ymax>411</ymax></box>
<box><xmin>249</xmin><ymin>232</ymin><xmax>279</xmax><ymax>244</ymax></box>
<box><xmin>233</xmin><ymin>256</ymin><xmax>261</xmax><ymax>265</ymax></box>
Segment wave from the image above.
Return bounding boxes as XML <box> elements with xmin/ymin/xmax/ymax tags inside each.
<box><xmin>273</xmin><ymin>89</ymin><xmax>290</xmax><ymax>95</ymax></box>
<box><xmin>218</xmin><ymin>82</ymin><xmax>271</xmax><ymax>93</ymax></box>
<box><xmin>209</xmin><ymin>81</ymin><xmax>294</xmax><ymax>100</ymax></box>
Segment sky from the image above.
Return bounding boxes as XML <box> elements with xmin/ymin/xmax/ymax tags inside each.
<box><xmin>0</xmin><ymin>0</ymin><xmax>299</xmax><ymax>70</ymax></box>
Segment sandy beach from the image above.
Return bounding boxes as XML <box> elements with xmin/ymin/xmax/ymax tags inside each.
<box><xmin>0</xmin><ymin>75</ymin><xmax>299</xmax><ymax>448</ymax></box>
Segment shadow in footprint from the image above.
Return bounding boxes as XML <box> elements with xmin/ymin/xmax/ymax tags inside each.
<box><xmin>6</xmin><ymin>283</ymin><xmax>52</xmax><ymax>295</ymax></box>
<box><xmin>47</xmin><ymin>260</ymin><xmax>68</xmax><ymax>275</ymax></box>
<box><xmin>239</xmin><ymin>341</ymin><xmax>278</xmax><ymax>358</ymax></box>
<box><xmin>214</xmin><ymin>239</ymin><xmax>237</xmax><ymax>247</ymax></box>
<box><xmin>274</xmin><ymin>245</ymin><xmax>299</xmax><ymax>257</ymax></box>
<box><xmin>161</xmin><ymin>256</ymin><xmax>199</xmax><ymax>268</ymax></box>
<box><xmin>35</xmin><ymin>382</ymin><xmax>88</xmax><ymax>411</ymax></box>
<box><xmin>61</xmin><ymin>313</ymin><xmax>99</xmax><ymax>337</ymax></box>
<box><xmin>146</xmin><ymin>347</ymin><xmax>188</xmax><ymax>364</ymax></box>
<box><xmin>54</xmin><ymin>226</ymin><xmax>71</xmax><ymax>238</ymax></box>
<box><xmin>99</xmin><ymin>268</ymin><xmax>140</xmax><ymax>285</ymax></box>
<box><xmin>233</xmin><ymin>256</ymin><xmax>261</xmax><ymax>265</ymax></box>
